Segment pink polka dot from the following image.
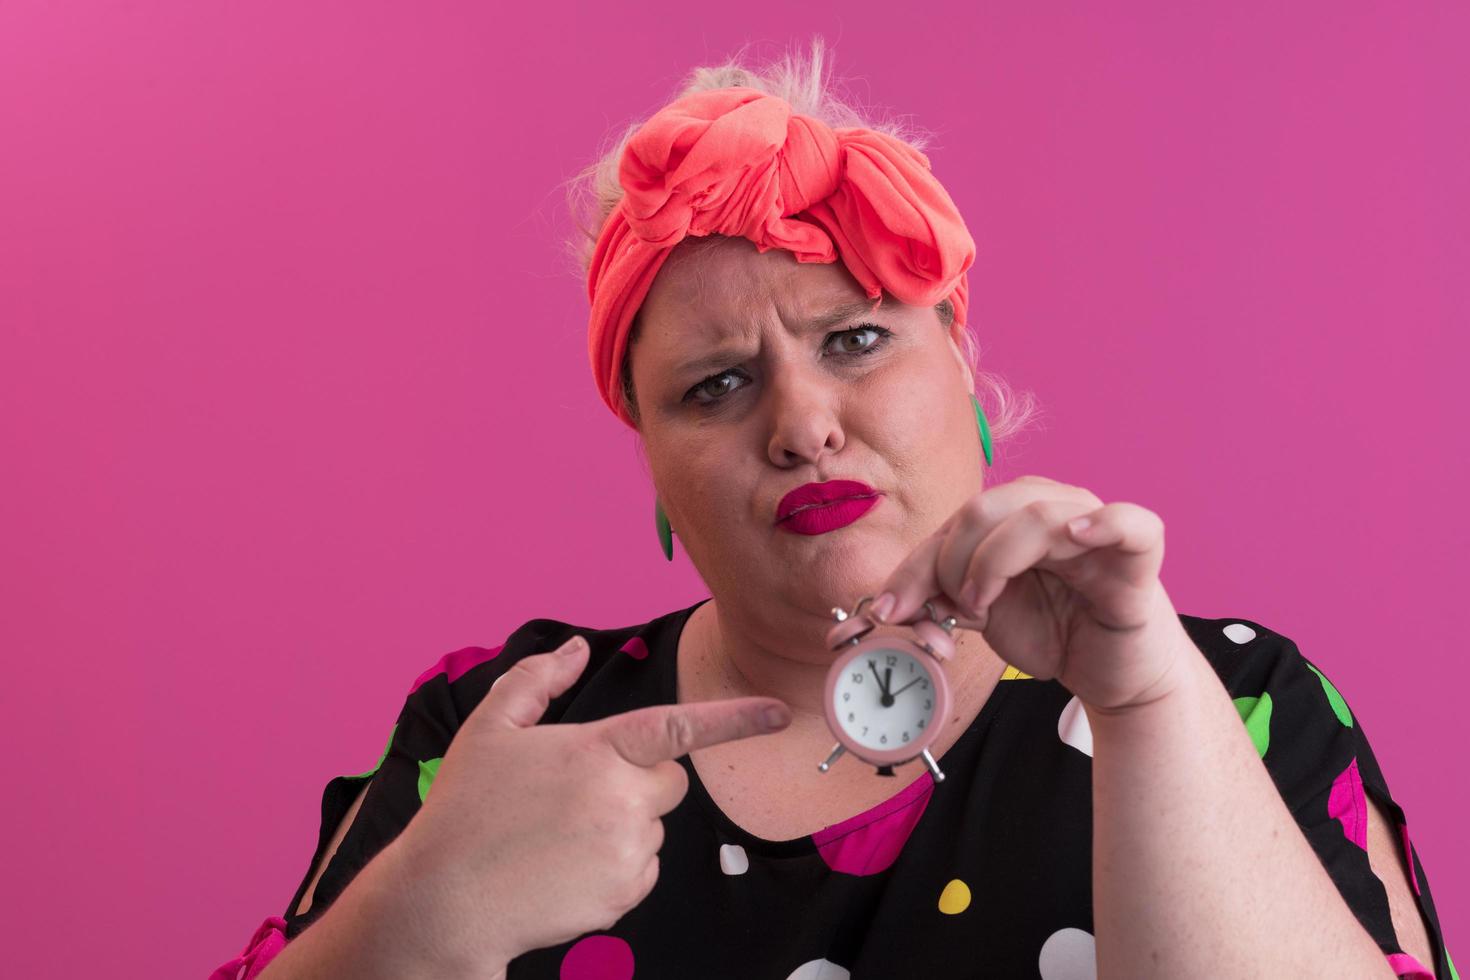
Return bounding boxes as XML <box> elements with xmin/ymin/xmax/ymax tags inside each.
<box><xmin>408</xmin><ymin>644</ymin><xmax>506</xmax><ymax>693</ymax></box>
<box><xmin>620</xmin><ymin>636</ymin><xmax>650</xmax><ymax>660</ymax></box>
<box><xmin>560</xmin><ymin>935</ymin><xmax>634</xmax><ymax>980</ymax></box>
<box><xmin>811</xmin><ymin>773</ymin><xmax>934</xmax><ymax>875</ymax></box>
<box><xmin>1327</xmin><ymin>757</ymin><xmax>1367</xmax><ymax>850</ymax></box>
<box><xmin>1385</xmin><ymin>952</ymin><xmax>1435</xmax><ymax>979</ymax></box>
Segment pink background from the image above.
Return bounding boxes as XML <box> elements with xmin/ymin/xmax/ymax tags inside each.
<box><xmin>1</xmin><ymin>2</ymin><xmax>1463</xmax><ymax>975</ymax></box>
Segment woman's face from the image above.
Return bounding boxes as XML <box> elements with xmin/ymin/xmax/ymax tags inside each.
<box><xmin>628</xmin><ymin>234</ymin><xmax>985</xmax><ymax>620</ymax></box>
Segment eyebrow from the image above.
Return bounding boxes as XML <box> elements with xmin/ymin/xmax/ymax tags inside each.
<box><xmin>673</xmin><ymin>297</ymin><xmax>884</xmax><ymax>378</ymax></box>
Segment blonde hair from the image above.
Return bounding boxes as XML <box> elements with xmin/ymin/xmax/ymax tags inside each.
<box><xmin>563</xmin><ymin>37</ymin><xmax>1042</xmax><ymax>447</ymax></box>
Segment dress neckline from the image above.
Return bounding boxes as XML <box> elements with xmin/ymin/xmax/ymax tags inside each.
<box><xmin>657</xmin><ymin>596</ymin><xmax>1013</xmax><ymax>858</ymax></box>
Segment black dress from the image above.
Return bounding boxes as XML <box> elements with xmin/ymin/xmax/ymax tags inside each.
<box><xmin>271</xmin><ymin>598</ymin><xmax>1453</xmax><ymax>979</ymax></box>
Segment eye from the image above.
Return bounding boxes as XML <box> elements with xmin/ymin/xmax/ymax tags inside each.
<box><xmin>686</xmin><ymin>372</ymin><xmax>744</xmax><ymax>405</ymax></box>
<box><xmin>682</xmin><ymin>324</ymin><xmax>894</xmax><ymax>408</ymax></box>
<box><xmin>828</xmin><ymin>323</ymin><xmax>891</xmax><ymax>356</ymax></box>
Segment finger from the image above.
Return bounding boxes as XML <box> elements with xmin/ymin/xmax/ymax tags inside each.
<box><xmin>643</xmin><ymin>759</ymin><xmax>691</xmax><ymax>817</ymax></box>
<box><xmin>871</xmin><ymin>530</ymin><xmax>945</xmax><ymax>627</ymax></box>
<box><xmin>960</xmin><ymin>499</ymin><xmax>1098</xmax><ymax>614</ymax></box>
<box><xmin>647</xmin><ymin>810</ymin><xmax>666</xmax><ymax>856</ymax></box>
<box><xmin>877</xmin><ymin>479</ymin><xmax>1093</xmax><ymax>627</ymax></box>
<box><xmin>471</xmin><ymin>635</ymin><xmax>591</xmax><ymax>732</ymax></box>
<box><xmin>933</xmin><ymin>484</ymin><xmax>1043</xmax><ymax>612</ymax></box>
<box><xmin>599</xmin><ymin>697</ymin><xmax>791</xmax><ymax>768</ymax></box>
<box><xmin>1061</xmin><ymin>501</ymin><xmax>1168</xmax><ymax>618</ymax></box>
<box><xmin>632</xmin><ymin>854</ymin><xmax>660</xmax><ymax>908</ymax></box>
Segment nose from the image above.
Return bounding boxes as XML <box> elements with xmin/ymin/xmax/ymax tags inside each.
<box><xmin>765</xmin><ymin>368</ymin><xmax>846</xmax><ymax>468</ymax></box>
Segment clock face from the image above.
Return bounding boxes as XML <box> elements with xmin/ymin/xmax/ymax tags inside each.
<box><xmin>831</xmin><ymin>644</ymin><xmax>937</xmax><ymax>753</ymax></box>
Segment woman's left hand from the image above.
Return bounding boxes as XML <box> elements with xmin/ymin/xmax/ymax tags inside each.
<box><xmin>860</xmin><ymin>474</ymin><xmax>1198</xmax><ymax>713</ymax></box>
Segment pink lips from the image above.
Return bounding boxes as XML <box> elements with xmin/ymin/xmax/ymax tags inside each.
<box><xmin>776</xmin><ymin>479</ymin><xmax>883</xmax><ymax>535</ymax></box>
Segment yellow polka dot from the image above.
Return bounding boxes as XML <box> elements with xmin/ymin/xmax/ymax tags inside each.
<box><xmin>938</xmin><ymin>878</ymin><xmax>972</xmax><ymax>914</ymax></box>
<box><xmin>1000</xmin><ymin>664</ymin><xmax>1033</xmax><ymax>681</ymax></box>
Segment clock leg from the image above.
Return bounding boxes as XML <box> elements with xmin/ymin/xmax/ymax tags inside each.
<box><xmin>921</xmin><ymin>748</ymin><xmax>946</xmax><ymax>783</ymax></box>
<box><xmin>818</xmin><ymin>743</ymin><xmax>847</xmax><ymax>773</ymax></box>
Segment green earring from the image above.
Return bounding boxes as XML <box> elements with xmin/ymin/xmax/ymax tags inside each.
<box><xmin>971</xmin><ymin>393</ymin><xmax>994</xmax><ymax>468</ymax></box>
<box><xmin>654</xmin><ymin>498</ymin><xmax>674</xmax><ymax>561</ymax></box>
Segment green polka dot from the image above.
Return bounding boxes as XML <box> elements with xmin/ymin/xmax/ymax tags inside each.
<box><xmin>1448</xmin><ymin>948</ymin><xmax>1458</xmax><ymax>980</ymax></box>
<box><xmin>1304</xmin><ymin>661</ymin><xmax>1354</xmax><ymax>728</ymax></box>
<box><xmin>348</xmin><ymin>723</ymin><xmax>397</xmax><ymax>780</ymax></box>
<box><xmin>417</xmin><ymin>757</ymin><xmax>443</xmax><ymax>803</ymax></box>
<box><xmin>1233</xmin><ymin>693</ymin><xmax>1273</xmax><ymax>758</ymax></box>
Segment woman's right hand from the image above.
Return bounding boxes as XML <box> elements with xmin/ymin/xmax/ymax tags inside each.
<box><xmin>377</xmin><ymin>634</ymin><xmax>793</xmax><ymax>974</ymax></box>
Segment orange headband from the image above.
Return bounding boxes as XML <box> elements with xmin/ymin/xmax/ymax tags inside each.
<box><xmin>586</xmin><ymin>86</ymin><xmax>976</xmax><ymax>428</ymax></box>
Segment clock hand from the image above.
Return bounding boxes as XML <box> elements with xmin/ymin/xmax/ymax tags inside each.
<box><xmin>868</xmin><ymin>660</ymin><xmax>894</xmax><ymax>707</ymax></box>
<box><xmin>882</xmin><ymin>678</ymin><xmax>917</xmax><ymax>702</ymax></box>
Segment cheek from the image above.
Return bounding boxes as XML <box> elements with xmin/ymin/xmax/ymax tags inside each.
<box><xmin>855</xmin><ymin>373</ymin><xmax>970</xmax><ymax>491</ymax></box>
<box><xmin>851</xmin><ymin>365</ymin><xmax>947</xmax><ymax>447</ymax></box>
<box><xmin>655</xmin><ymin>439</ymin><xmax>748</xmax><ymax>510</ymax></box>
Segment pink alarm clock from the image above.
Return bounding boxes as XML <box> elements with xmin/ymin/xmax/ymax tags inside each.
<box><xmin>818</xmin><ymin>596</ymin><xmax>958</xmax><ymax>782</ymax></box>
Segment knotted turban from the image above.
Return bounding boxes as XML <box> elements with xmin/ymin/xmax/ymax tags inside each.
<box><xmin>587</xmin><ymin>86</ymin><xmax>976</xmax><ymax>428</ymax></box>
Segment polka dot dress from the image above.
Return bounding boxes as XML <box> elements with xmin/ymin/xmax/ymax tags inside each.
<box><xmin>274</xmin><ymin>600</ymin><xmax>1454</xmax><ymax>979</ymax></box>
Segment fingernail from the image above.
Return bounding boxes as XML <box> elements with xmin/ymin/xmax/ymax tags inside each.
<box><xmin>560</xmin><ymin>635</ymin><xmax>587</xmax><ymax>656</ymax></box>
<box><xmin>871</xmin><ymin>593</ymin><xmax>896</xmax><ymax>623</ymax></box>
<box><xmin>763</xmin><ymin>705</ymin><xmax>791</xmax><ymax>730</ymax></box>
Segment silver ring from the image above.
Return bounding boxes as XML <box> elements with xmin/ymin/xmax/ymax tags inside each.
<box><xmin>920</xmin><ymin>600</ymin><xmax>960</xmax><ymax>634</ymax></box>
<box><xmin>831</xmin><ymin>595</ymin><xmax>878</xmax><ymax>650</ymax></box>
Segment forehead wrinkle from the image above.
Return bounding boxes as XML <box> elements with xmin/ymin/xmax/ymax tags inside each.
<box><xmin>668</xmin><ymin>296</ymin><xmax>887</xmax><ymax>380</ymax></box>
<box><xmin>692</xmin><ymin>258</ymin><xmax>873</xmax><ymax>340</ymax></box>
<box><xmin>650</xmin><ymin>238</ymin><xmax>888</xmax><ymax>382</ymax></box>
<box><xmin>656</xmin><ymin>239</ymin><xmax>756</xmax><ymax>338</ymax></box>
<box><xmin>659</xmin><ymin>249</ymin><xmax>769</xmax><ymax>345</ymax></box>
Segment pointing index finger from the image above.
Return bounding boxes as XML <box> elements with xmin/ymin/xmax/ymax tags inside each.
<box><xmin>599</xmin><ymin>697</ymin><xmax>791</xmax><ymax>767</ymax></box>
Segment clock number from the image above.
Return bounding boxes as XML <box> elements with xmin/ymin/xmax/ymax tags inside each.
<box><xmin>880</xmin><ymin>734</ymin><xmax>888</xmax><ymax>744</ymax></box>
<box><xmin>918</xmin><ymin>719</ymin><xmax>926</xmax><ymax>729</ymax></box>
<box><xmin>843</xmin><ymin>692</ymin><xmax>850</xmax><ymax>701</ymax></box>
<box><xmin>902</xmin><ymin>731</ymin><xmax>910</xmax><ymax>743</ymax></box>
<box><xmin>862</xmin><ymin>726</ymin><xmax>868</xmax><ymax>735</ymax></box>
<box><xmin>924</xmin><ymin>699</ymin><xmax>932</xmax><ymax>710</ymax></box>
<box><xmin>851</xmin><ymin>672</ymin><xmax>864</xmax><ymax>683</ymax></box>
<box><xmin>885</xmin><ymin>654</ymin><xmax>897</xmax><ymax>667</ymax></box>
<box><xmin>848</xmin><ymin>712</ymin><xmax>855</xmax><ymax>722</ymax></box>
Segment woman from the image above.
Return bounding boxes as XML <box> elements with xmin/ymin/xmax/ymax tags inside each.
<box><xmin>216</xmin><ymin>46</ymin><xmax>1451</xmax><ymax>979</ymax></box>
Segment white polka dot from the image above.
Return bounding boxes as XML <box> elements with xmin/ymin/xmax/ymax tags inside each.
<box><xmin>785</xmin><ymin>959</ymin><xmax>850</xmax><ymax>980</ymax></box>
<box><xmin>1222</xmin><ymin>622</ymin><xmax>1257</xmax><ymax>644</ymax></box>
<box><xmin>718</xmin><ymin>843</ymin><xmax>749</xmax><ymax>875</ymax></box>
<box><xmin>1057</xmin><ymin>696</ymin><xmax>1093</xmax><ymax>758</ymax></box>
<box><xmin>1038</xmin><ymin>927</ymin><xmax>1097</xmax><ymax>980</ymax></box>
